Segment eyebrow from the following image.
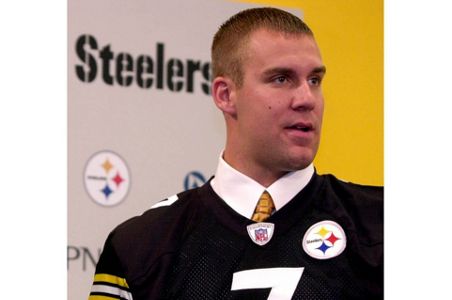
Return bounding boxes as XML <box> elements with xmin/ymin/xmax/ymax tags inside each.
<box><xmin>262</xmin><ymin>67</ymin><xmax>296</xmax><ymax>78</ymax></box>
<box><xmin>262</xmin><ymin>66</ymin><xmax>327</xmax><ymax>77</ymax></box>
<box><xmin>312</xmin><ymin>66</ymin><xmax>327</xmax><ymax>75</ymax></box>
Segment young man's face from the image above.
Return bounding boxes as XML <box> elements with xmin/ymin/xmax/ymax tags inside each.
<box><xmin>231</xmin><ymin>29</ymin><xmax>325</xmax><ymax>176</ymax></box>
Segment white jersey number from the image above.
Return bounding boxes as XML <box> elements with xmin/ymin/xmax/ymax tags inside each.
<box><xmin>231</xmin><ymin>267</ymin><xmax>304</xmax><ymax>300</ymax></box>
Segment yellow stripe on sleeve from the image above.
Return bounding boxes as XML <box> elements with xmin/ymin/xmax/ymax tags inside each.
<box><xmin>93</xmin><ymin>273</ymin><xmax>130</xmax><ymax>288</ymax></box>
<box><xmin>89</xmin><ymin>295</ymin><xmax>120</xmax><ymax>300</ymax></box>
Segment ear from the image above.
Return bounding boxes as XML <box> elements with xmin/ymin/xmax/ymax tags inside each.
<box><xmin>212</xmin><ymin>76</ymin><xmax>237</xmax><ymax>117</ymax></box>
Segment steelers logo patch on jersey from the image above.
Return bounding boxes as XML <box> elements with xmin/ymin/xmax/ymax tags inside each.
<box><xmin>302</xmin><ymin>220</ymin><xmax>346</xmax><ymax>260</ymax></box>
<box><xmin>246</xmin><ymin>222</ymin><xmax>275</xmax><ymax>246</ymax></box>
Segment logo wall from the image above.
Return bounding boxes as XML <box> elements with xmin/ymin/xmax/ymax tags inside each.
<box><xmin>84</xmin><ymin>150</ymin><xmax>130</xmax><ymax>206</ymax></box>
<box><xmin>184</xmin><ymin>171</ymin><xmax>206</xmax><ymax>190</ymax></box>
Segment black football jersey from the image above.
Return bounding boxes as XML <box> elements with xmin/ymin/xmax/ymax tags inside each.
<box><xmin>89</xmin><ymin>173</ymin><xmax>383</xmax><ymax>300</ymax></box>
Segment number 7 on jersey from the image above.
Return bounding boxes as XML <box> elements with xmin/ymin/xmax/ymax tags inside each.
<box><xmin>231</xmin><ymin>267</ymin><xmax>304</xmax><ymax>300</ymax></box>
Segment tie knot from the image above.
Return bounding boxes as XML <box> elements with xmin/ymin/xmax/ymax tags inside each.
<box><xmin>251</xmin><ymin>191</ymin><xmax>275</xmax><ymax>222</ymax></box>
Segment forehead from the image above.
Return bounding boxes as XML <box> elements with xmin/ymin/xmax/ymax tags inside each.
<box><xmin>242</xmin><ymin>29</ymin><xmax>323</xmax><ymax>72</ymax></box>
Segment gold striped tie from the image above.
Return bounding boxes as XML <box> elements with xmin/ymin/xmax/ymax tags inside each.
<box><xmin>251</xmin><ymin>191</ymin><xmax>275</xmax><ymax>222</ymax></box>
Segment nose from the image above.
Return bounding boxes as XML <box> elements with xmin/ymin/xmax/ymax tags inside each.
<box><xmin>291</xmin><ymin>80</ymin><xmax>316</xmax><ymax>112</ymax></box>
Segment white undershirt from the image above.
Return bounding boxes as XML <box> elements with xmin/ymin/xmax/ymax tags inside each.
<box><xmin>210</xmin><ymin>154</ymin><xmax>314</xmax><ymax>219</ymax></box>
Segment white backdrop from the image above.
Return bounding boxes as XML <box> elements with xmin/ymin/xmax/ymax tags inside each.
<box><xmin>68</xmin><ymin>0</ymin><xmax>300</xmax><ymax>299</ymax></box>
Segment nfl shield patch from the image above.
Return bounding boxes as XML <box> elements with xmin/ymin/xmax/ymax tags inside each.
<box><xmin>247</xmin><ymin>222</ymin><xmax>275</xmax><ymax>246</ymax></box>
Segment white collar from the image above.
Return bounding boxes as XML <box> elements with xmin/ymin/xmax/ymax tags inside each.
<box><xmin>210</xmin><ymin>154</ymin><xmax>314</xmax><ymax>219</ymax></box>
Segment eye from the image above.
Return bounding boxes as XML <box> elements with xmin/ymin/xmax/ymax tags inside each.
<box><xmin>308</xmin><ymin>76</ymin><xmax>322</xmax><ymax>86</ymax></box>
<box><xmin>273</xmin><ymin>75</ymin><xmax>288</xmax><ymax>84</ymax></box>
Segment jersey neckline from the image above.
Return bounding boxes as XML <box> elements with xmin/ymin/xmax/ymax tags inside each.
<box><xmin>197</xmin><ymin>173</ymin><xmax>325</xmax><ymax>240</ymax></box>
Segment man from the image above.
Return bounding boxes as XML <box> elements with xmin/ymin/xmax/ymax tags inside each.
<box><xmin>89</xmin><ymin>7</ymin><xmax>383</xmax><ymax>300</ymax></box>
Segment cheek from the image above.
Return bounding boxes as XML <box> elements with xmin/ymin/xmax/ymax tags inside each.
<box><xmin>315</xmin><ymin>96</ymin><xmax>325</xmax><ymax>117</ymax></box>
<box><xmin>316</xmin><ymin>102</ymin><xmax>324</xmax><ymax>116</ymax></box>
<box><xmin>236</xmin><ymin>88</ymin><xmax>285</xmax><ymax>127</ymax></box>
<box><xmin>237</xmin><ymin>90</ymin><xmax>273</xmax><ymax>115</ymax></box>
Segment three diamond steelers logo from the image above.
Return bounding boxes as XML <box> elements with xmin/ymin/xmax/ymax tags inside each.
<box><xmin>84</xmin><ymin>151</ymin><xmax>130</xmax><ymax>206</ymax></box>
<box><xmin>302</xmin><ymin>220</ymin><xmax>346</xmax><ymax>260</ymax></box>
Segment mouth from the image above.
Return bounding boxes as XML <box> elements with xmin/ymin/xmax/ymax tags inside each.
<box><xmin>286</xmin><ymin>122</ymin><xmax>314</xmax><ymax>132</ymax></box>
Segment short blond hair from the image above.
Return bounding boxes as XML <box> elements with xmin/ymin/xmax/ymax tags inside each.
<box><xmin>211</xmin><ymin>7</ymin><xmax>313</xmax><ymax>87</ymax></box>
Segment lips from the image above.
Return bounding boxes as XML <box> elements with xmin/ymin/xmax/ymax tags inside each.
<box><xmin>284</xmin><ymin>122</ymin><xmax>315</xmax><ymax>143</ymax></box>
<box><xmin>286</xmin><ymin>122</ymin><xmax>314</xmax><ymax>132</ymax></box>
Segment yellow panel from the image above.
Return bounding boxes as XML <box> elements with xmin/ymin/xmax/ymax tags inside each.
<box><xmin>233</xmin><ymin>0</ymin><xmax>383</xmax><ymax>185</ymax></box>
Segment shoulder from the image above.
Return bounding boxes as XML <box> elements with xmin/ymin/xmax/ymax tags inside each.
<box><xmin>320</xmin><ymin>174</ymin><xmax>383</xmax><ymax>212</ymax></box>
<box><xmin>111</xmin><ymin>187</ymin><xmax>204</xmax><ymax>246</ymax></box>
<box><xmin>105</xmin><ymin>187</ymin><xmax>208</xmax><ymax>280</ymax></box>
<box><xmin>318</xmin><ymin>174</ymin><xmax>383</xmax><ymax>245</ymax></box>
<box><xmin>321</xmin><ymin>174</ymin><xmax>382</xmax><ymax>201</ymax></box>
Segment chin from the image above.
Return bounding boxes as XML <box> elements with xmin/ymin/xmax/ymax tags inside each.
<box><xmin>284</xmin><ymin>158</ymin><xmax>313</xmax><ymax>172</ymax></box>
<box><xmin>285</xmin><ymin>152</ymin><xmax>315</xmax><ymax>171</ymax></box>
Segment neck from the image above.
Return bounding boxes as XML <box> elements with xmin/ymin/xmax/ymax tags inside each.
<box><xmin>222</xmin><ymin>148</ymin><xmax>287</xmax><ymax>187</ymax></box>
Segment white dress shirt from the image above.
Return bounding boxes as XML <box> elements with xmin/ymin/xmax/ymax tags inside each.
<box><xmin>210</xmin><ymin>154</ymin><xmax>314</xmax><ymax>219</ymax></box>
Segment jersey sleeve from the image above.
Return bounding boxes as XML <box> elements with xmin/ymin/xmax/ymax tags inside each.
<box><xmin>89</xmin><ymin>232</ymin><xmax>133</xmax><ymax>300</ymax></box>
